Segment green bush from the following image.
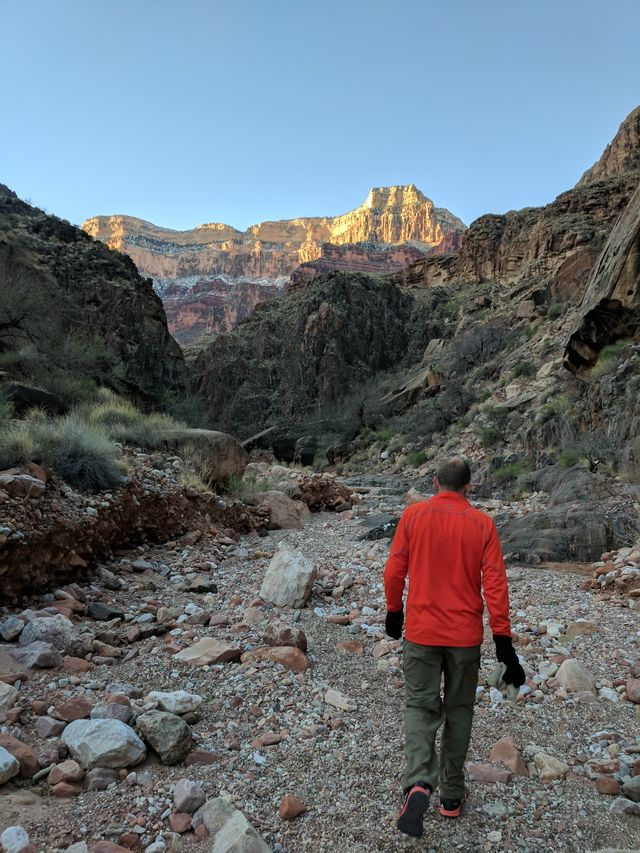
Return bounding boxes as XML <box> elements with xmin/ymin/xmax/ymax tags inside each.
<box><xmin>493</xmin><ymin>461</ymin><xmax>527</xmax><ymax>484</ymax></box>
<box><xmin>0</xmin><ymin>422</ymin><xmax>34</xmax><ymax>469</ymax></box>
<box><xmin>536</xmin><ymin>395</ymin><xmax>571</xmax><ymax>423</ymax></box>
<box><xmin>29</xmin><ymin>415</ymin><xmax>126</xmax><ymax>490</ymax></box>
<box><xmin>591</xmin><ymin>339</ymin><xmax>629</xmax><ymax>377</ymax></box>
<box><xmin>512</xmin><ymin>361</ymin><xmax>535</xmax><ymax>378</ymax></box>
<box><xmin>83</xmin><ymin>395</ymin><xmax>184</xmax><ymax>448</ymax></box>
<box><xmin>559</xmin><ymin>449</ymin><xmax>582</xmax><ymax>468</ymax></box>
<box><xmin>408</xmin><ymin>449</ymin><xmax>429</xmax><ymax>468</ymax></box>
<box><xmin>475</xmin><ymin>425</ymin><xmax>502</xmax><ymax>448</ymax></box>
<box><xmin>547</xmin><ymin>303</ymin><xmax>563</xmax><ymax>320</ymax></box>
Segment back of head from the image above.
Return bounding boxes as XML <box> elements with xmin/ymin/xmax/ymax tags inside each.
<box><xmin>435</xmin><ymin>457</ymin><xmax>471</xmax><ymax>492</ymax></box>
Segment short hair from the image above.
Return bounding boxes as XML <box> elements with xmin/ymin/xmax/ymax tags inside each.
<box><xmin>435</xmin><ymin>457</ymin><xmax>471</xmax><ymax>491</ymax></box>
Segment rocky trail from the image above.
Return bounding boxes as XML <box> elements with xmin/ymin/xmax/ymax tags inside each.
<box><xmin>1</xmin><ymin>478</ymin><xmax>640</xmax><ymax>853</ymax></box>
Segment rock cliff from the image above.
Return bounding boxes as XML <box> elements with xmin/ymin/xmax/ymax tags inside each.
<box><xmin>0</xmin><ymin>185</ymin><xmax>184</xmax><ymax>402</ymax></box>
<box><xmin>577</xmin><ymin>106</ymin><xmax>640</xmax><ymax>187</ymax></box>
<box><xmin>83</xmin><ymin>186</ymin><xmax>466</xmax><ymax>342</ymax></box>
<box><xmin>395</xmin><ymin>107</ymin><xmax>640</xmax><ymax>299</ymax></box>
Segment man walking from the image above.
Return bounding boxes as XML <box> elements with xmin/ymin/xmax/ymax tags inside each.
<box><xmin>384</xmin><ymin>457</ymin><xmax>525</xmax><ymax>839</ymax></box>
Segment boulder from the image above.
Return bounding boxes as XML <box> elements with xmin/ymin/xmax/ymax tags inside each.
<box><xmin>0</xmin><ymin>825</ymin><xmax>33</xmax><ymax>853</ymax></box>
<box><xmin>555</xmin><ymin>659</ymin><xmax>597</xmax><ymax>694</ymax></box>
<box><xmin>0</xmin><ymin>735</ymin><xmax>39</xmax><ymax>778</ymax></box>
<box><xmin>622</xmin><ymin>775</ymin><xmax>640</xmax><ymax>802</ymax></box>
<box><xmin>62</xmin><ymin>719</ymin><xmax>146</xmax><ymax>769</ymax></box>
<box><xmin>192</xmin><ymin>797</ymin><xmax>272</xmax><ymax>852</ymax></box>
<box><xmin>49</xmin><ymin>759</ymin><xmax>84</xmax><ymax>785</ymax></box>
<box><xmin>136</xmin><ymin>711</ymin><xmax>192</xmax><ymax>765</ymax></box>
<box><xmin>146</xmin><ymin>690</ymin><xmax>203</xmax><ymax>715</ymax></box>
<box><xmin>257</xmin><ymin>491</ymin><xmax>310</xmax><ymax>530</ymax></box>
<box><xmin>0</xmin><ymin>746</ymin><xmax>20</xmax><ymax>784</ymax></box>
<box><xmin>19</xmin><ymin>615</ymin><xmax>78</xmax><ymax>652</ymax></box>
<box><xmin>10</xmin><ymin>641</ymin><xmax>62</xmax><ymax>669</ymax></box>
<box><xmin>155</xmin><ymin>429</ymin><xmax>248</xmax><ymax>485</ymax></box>
<box><xmin>259</xmin><ymin>542</ymin><xmax>315</xmax><ymax>608</ymax></box>
<box><xmin>489</xmin><ymin>737</ymin><xmax>529</xmax><ymax>777</ymax></box>
<box><xmin>173</xmin><ymin>778</ymin><xmax>206</xmax><ymax>813</ymax></box>
<box><xmin>0</xmin><ymin>616</ymin><xmax>25</xmax><ymax>641</ymax></box>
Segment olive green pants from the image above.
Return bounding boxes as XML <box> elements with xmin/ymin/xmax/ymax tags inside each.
<box><xmin>402</xmin><ymin>641</ymin><xmax>481</xmax><ymax>799</ymax></box>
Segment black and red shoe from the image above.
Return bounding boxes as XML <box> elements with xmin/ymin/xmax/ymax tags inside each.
<box><xmin>438</xmin><ymin>789</ymin><xmax>468</xmax><ymax>819</ymax></box>
<box><xmin>397</xmin><ymin>783</ymin><xmax>432</xmax><ymax>838</ymax></box>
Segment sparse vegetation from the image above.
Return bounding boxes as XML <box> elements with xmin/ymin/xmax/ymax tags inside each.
<box><xmin>493</xmin><ymin>461</ymin><xmax>527</xmax><ymax>483</ymax></box>
<box><xmin>512</xmin><ymin>360</ymin><xmax>535</xmax><ymax>378</ymax></box>
<box><xmin>547</xmin><ymin>302</ymin><xmax>563</xmax><ymax>320</ymax></box>
<box><xmin>591</xmin><ymin>339</ymin><xmax>629</xmax><ymax>377</ymax></box>
<box><xmin>408</xmin><ymin>449</ymin><xmax>429</xmax><ymax>468</ymax></box>
<box><xmin>559</xmin><ymin>449</ymin><xmax>582</xmax><ymax>468</ymax></box>
<box><xmin>475</xmin><ymin>425</ymin><xmax>502</xmax><ymax>448</ymax></box>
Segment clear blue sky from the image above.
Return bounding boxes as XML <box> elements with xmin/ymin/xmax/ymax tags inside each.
<box><xmin>2</xmin><ymin>0</ymin><xmax>639</xmax><ymax>231</ymax></box>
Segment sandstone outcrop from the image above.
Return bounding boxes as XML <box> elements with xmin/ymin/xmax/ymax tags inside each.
<box><xmin>0</xmin><ymin>184</ymin><xmax>184</xmax><ymax>402</ymax></box>
<box><xmin>83</xmin><ymin>185</ymin><xmax>466</xmax><ymax>342</ymax></box>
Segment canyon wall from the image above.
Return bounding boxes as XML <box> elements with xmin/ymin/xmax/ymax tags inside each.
<box><xmin>83</xmin><ymin>185</ymin><xmax>466</xmax><ymax>343</ymax></box>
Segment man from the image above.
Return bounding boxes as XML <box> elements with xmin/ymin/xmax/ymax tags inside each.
<box><xmin>384</xmin><ymin>457</ymin><xmax>525</xmax><ymax>839</ymax></box>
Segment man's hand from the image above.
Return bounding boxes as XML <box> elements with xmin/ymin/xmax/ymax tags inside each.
<box><xmin>493</xmin><ymin>634</ymin><xmax>526</xmax><ymax>687</ymax></box>
<box><xmin>385</xmin><ymin>609</ymin><xmax>404</xmax><ymax>639</ymax></box>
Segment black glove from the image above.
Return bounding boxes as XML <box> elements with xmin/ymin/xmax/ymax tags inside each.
<box><xmin>385</xmin><ymin>610</ymin><xmax>404</xmax><ymax>640</ymax></box>
<box><xmin>493</xmin><ymin>634</ymin><xmax>526</xmax><ymax>687</ymax></box>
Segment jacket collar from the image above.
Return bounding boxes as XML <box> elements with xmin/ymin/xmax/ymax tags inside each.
<box><xmin>431</xmin><ymin>490</ymin><xmax>469</xmax><ymax>504</ymax></box>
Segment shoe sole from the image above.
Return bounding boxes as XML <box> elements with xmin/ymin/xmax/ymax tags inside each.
<box><xmin>397</xmin><ymin>788</ymin><xmax>431</xmax><ymax>838</ymax></box>
<box><xmin>438</xmin><ymin>796</ymin><xmax>467</xmax><ymax>819</ymax></box>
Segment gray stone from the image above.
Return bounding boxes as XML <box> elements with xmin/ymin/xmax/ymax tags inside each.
<box><xmin>0</xmin><ymin>681</ymin><xmax>18</xmax><ymax>722</ymax></box>
<box><xmin>62</xmin><ymin>718</ymin><xmax>146</xmax><ymax>769</ymax></box>
<box><xmin>0</xmin><ymin>745</ymin><xmax>20</xmax><ymax>783</ymax></box>
<box><xmin>137</xmin><ymin>711</ymin><xmax>191</xmax><ymax>765</ymax></box>
<box><xmin>173</xmin><ymin>778</ymin><xmax>206</xmax><ymax>813</ymax></box>
<box><xmin>609</xmin><ymin>796</ymin><xmax>640</xmax><ymax>816</ymax></box>
<box><xmin>259</xmin><ymin>542</ymin><xmax>315</xmax><ymax>608</ymax></box>
<box><xmin>19</xmin><ymin>614</ymin><xmax>77</xmax><ymax>651</ymax></box>
<box><xmin>35</xmin><ymin>716</ymin><xmax>66</xmax><ymax>738</ymax></box>
<box><xmin>90</xmin><ymin>703</ymin><xmax>133</xmax><ymax>724</ymax></box>
<box><xmin>10</xmin><ymin>641</ymin><xmax>62</xmax><ymax>669</ymax></box>
<box><xmin>0</xmin><ymin>826</ymin><xmax>32</xmax><ymax>853</ymax></box>
<box><xmin>85</xmin><ymin>767</ymin><xmax>118</xmax><ymax>790</ymax></box>
<box><xmin>146</xmin><ymin>690</ymin><xmax>203</xmax><ymax>715</ymax></box>
<box><xmin>0</xmin><ymin>616</ymin><xmax>25</xmax><ymax>641</ymax></box>
<box><xmin>192</xmin><ymin>798</ymin><xmax>272</xmax><ymax>852</ymax></box>
<box><xmin>621</xmin><ymin>775</ymin><xmax>640</xmax><ymax>802</ymax></box>
<box><xmin>87</xmin><ymin>602</ymin><xmax>124</xmax><ymax>621</ymax></box>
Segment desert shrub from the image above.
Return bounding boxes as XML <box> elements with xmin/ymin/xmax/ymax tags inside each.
<box><xmin>536</xmin><ymin>395</ymin><xmax>570</xmax><ymax>423</ymax></box>
<box><xmin>84</xmin><ymin>395</ymin><xmax>184</xmax><ymax>447</ymax></box>
<box><xmin>179</xmin><ymin>469</ymin><xmax>213</xmax><ymax>495</ymax></box>
<box><xmin>512</xmin><ymin>361</ymin><xmax>535</xmax><ymax>378</ymax></box>
<box><xmin>224</xmin><ymin>471</ymin><xmax>299</xmax><ymax>503</ymax></box>
<box><xmin>409</xmin><ymin>449</ymin><xmax>429</xmax><ymax>468</ymax></box>
<box><xmin>475</xmin><ymin>425</ymin><xmax>502</xmax><ymax>448</ymax></box>
<box><xmin>547</xmin><ymin>303</ymin><xmax>563</xmax><ymax>320</ymax></box>
<box><xmin>493</xmin><ymin>461</ymin><xmax>527</xmax><ymax>483</ymax></box>
<box><xmin>591</xmin><ymin>339</ymin><xmax>629</xmax><ymax>377</ymax></box>
<box><xmin>0</xmin><ymin>422</ymin><xmax>34</xmax><ymax>469</ymax></box>
<box><xmin>28</xmin><ymin>415</ymin><xmax>126</xmax><ymax>491</ymax></box>
<box><xmin>559</xmin><ymin>449</ymin><xmax>582</xmax><ymax>468</ymax></box>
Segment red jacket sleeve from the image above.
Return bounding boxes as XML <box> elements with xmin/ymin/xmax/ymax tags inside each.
<box><xmin>481</xmin><ymin>521</ymin><xmax>512</xmax><ymax>637</ymax></box>
<box><xmin>384</xmin><ymin>511</ymin><xmax>410</xmax><ymax>612</ymax></box>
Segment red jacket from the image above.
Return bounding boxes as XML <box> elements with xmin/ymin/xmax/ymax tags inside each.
<box><xmin>384</xmin><ymin>491</ymin><xmax>511</xmax><ymax>647</ymax></box>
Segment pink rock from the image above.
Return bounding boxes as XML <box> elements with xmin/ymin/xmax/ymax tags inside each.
<box><xmin>240</xmin><ymin>646</ymin><xmax>310</xmax><ymax>673</ymax></box>
<box><xmin>336</xmin><ymin>640</ymin><xmax>364</xmax><ymax>655</ymax></box>
<box><xmin>53</xmin><ymin>697</ymin><xmax>93</xmax><ymax>722</ymax></box>
<box><xmin>490</xmin><ymin>737</ymin><xmax>529</xmax><ymax>777</ymax></box>
<box><xmin>49</xmin><ymin>759</ymin><xmax>84</xmax><ymax>785</ymax></box>
<box><xmin>169</xmin><ymin>812</ymin><xmax>193</xmax><ymax>833</ymax></box>
<box><xmin>279</xmin><ymin>795</ymin><xmax>307</xmax><ymax>820</ymax></box>
<box><xmin>626</xmin><ymin>678</ymin><xmax>640</xmax><ymax>704</ymax></box>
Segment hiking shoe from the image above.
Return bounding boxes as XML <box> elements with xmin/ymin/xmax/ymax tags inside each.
<box><xmin>438</xmin><ymin>789</ymin><xmax>468</xmax><ymax>818</ymax></box>
<box><xmin>397</xmin><ymin>784</ymin><xmax>431</xmax><ymax>838</ymax></box>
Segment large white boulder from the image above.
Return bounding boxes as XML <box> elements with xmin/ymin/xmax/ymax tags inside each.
<box><xmin>146</xmin><ymin>690</ymin><xmax>203</xmax><ymax>715</ymax></box>
<box><xmin>0</xmin><ymin>746</ymin><xmax>20</xmax><ymax>784</ymax></box>
<box><xmin>0</xmin><ymin>681</ymin><xmax>18</xmax><ymax>722</ymax></box>
<box><xmin>62</xmin><ymin>718</ymin><xmax>146</xmax><ymax>769</ymax></box>
<box><xmin>259</xmin><ymin>542</ymin><xmax>315</xmax><ymax>608</ymax></box>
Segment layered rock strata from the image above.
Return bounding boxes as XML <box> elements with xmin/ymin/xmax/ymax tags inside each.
<box><xmin>83</xmin><ymin>185</ymin><xmax>466</xmax><ymax>342</ymax></box>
